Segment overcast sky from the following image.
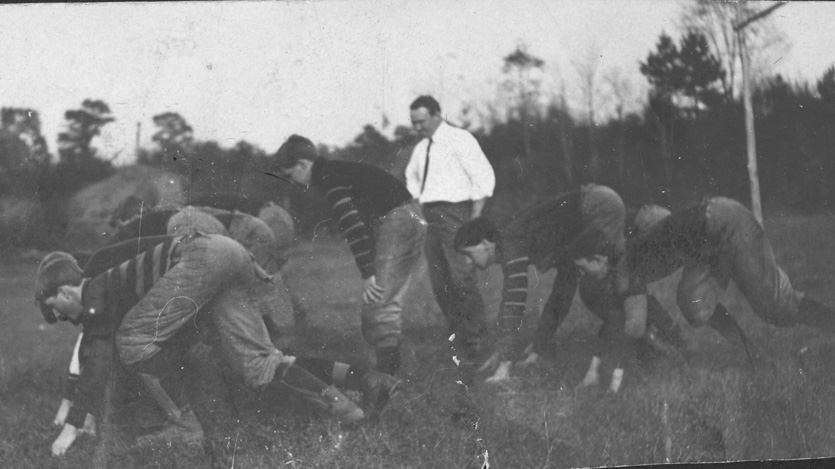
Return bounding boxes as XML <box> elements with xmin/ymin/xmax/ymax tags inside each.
<box><xmin>1</xmin><ymin>1</ymin><xmax>833</xmax><ymax>165</ymax></box>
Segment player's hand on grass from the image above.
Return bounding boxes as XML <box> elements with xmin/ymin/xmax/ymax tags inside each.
<box><xmin>575</xmin><ymin>356</ymin><xmax>602</xmax><ymax>390</ymax></box>
<box><xmin>515</xmin><ymin>343</ymin><xmax>539</xmax><ymax>368</ymax></box>
<box><xmin>363</xmin><ymin>276</ymin><xmax>385</xmax><ymax>304</ymax></box>
<box><xmin>79</xmin><ymin>413</ymin><xmax>96</xmax><ymax>437</ymax></box>
<box><xmin>485</xmin><ymin>360</ymin><xmax>513</xmax><ymax>384</ymax></box>
<box><xmin>51</xmin><ymin>423</ymin><xmax>79</xmax><ymax>456</ymax></box>
<box><xmin>516</xmin><ymin>351</ymin><xmax>539</xmax><ymax>367</ymax></box>
<box><xmin>53</xmin><ymin>398</ymin><xmax>72</xmax><ymax>427</ymax></box>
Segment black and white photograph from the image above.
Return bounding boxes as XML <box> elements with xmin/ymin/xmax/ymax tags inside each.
<box><xmin>2</xmin><ymin>1</ymin><xmax>835</xmax><ymax>468</ymax></box>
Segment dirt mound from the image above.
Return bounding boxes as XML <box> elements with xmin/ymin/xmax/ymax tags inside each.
<box><xmin>0</xmin><ymin>197</ymin><xmax>47</xmax><ymax>254</ymax></box>
<box><xmin>64</xmin><ymin>166</ymin><xmax>184</xmax><ymax>250</ymax></box>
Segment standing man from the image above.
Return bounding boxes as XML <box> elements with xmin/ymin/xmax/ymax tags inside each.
<box><xmin>404</xmin><ymin>95</ymin><xmax>496</xmax><ymax>368</ymax></box>
<box><xmin>273</xmin><ymin>135</ymin><xmax>427</xmax><ymax>376</ymax></box>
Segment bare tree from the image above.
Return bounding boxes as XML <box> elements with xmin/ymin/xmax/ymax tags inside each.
<box><xmin>734</xmin><ymin>2</ymin><xmax>787</xmax><ymax>224</ymax></box>
<box><xmin>501</xmin><ymin>43</ymin><xmax>546</xmax><ymax>159</ymax></box>
<box><xmin>555</xmin><ymin>75</ymin><xmax>575</xmax><ymax>187</ymax></box>
<box><xmin>602</xmin><ymin>67</ymin><xmax>638</xmax><ymax>182</ymax></box>
<box><xmin>679</xmin><ymin>0</ymin><xmax>789</xmax><ymax>102</ymax></box>
<box><xmin>573</xmin><ymin>42</ymin><xmax>602</xmax><ymax>180</ymax></box>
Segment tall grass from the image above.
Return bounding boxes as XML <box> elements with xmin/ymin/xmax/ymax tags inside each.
<box><xmin>2</xmin><ymin>214</ymin><xmax>835</xmax><ymax>468</ymax></box>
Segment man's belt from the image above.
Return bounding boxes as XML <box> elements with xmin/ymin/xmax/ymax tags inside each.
<box><xmin>422</xmin><ymin>200</ymin><xmax>470</xmax><ymax>210</ymax></box>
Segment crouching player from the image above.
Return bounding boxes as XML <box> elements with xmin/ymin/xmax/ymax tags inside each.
<box><xmin>454</xmin><ymin>184</ymin><xmax>639</xmax><ymax>392</ymax></box>
<box><xmin>52</xmin><ymin>204</ymin><xmax>297</xmax><ymax>442</ymax></box>
<box><xmin>613</xmin><ymin>197</ymin><xmax>835</xmax><ymax>364</ymax></box>
<box><xmin>114</xmin><ymin>203</ymin><xmax>291</xmax><ymax>275</ymax></box>
<box><xmin>35</xmin><ymin>233</ymin><xmax>399</xmax><ymax>460</ymax></box>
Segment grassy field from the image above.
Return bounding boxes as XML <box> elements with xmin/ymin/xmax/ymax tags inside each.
<box><xmin>2</xmin><ymin>213</ymin><xmax>835</xmax><ymax>468</ymax></box>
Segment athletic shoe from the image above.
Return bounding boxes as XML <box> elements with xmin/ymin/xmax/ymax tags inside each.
<box><xmin>361</xmin><ymin>371</ymin><xmax>402</xmax><ymax>419</ymax></box>
<box><xmin>322</xmin><ymin>386</ymin><xmax>365</xmax><ymax>426</ymax></box>
<box><xmin>135</xmin><ymin>408</ymin><xmax>204</xmax><ymax>446</ymax></box>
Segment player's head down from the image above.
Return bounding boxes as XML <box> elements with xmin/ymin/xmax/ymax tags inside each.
<box><xmin>455</xmin><ymin>217</ymin><xmax>500</xmax><ymax>269</ymax></box>
<box><xmin>34</xmin><ymin>252</ymin><xmax>83</xmax><ymax>324</ymax></box>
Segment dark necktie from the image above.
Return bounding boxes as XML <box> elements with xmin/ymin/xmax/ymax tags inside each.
<box><xmin>420</xmin><ymin>138</ymin><xmax>433</xmax><ymax>195</ymax></box>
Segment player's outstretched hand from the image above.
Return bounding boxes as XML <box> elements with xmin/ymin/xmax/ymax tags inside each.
<box><xmin>485</xmin><ymin>360</ymin><xmax>513</xmax><ymax>384</ymax></box>
<box><xmin>51</xmin><ymin>423</ymin><xmax>79</xmax><ymax>456</ymax></box>
<box><xmin>53</xmin><ymin>398</ymin><xmax>72</xmax><ymax>427</ymax></box>
<box><xmin>477</xmin><ymin>351</ymin><xmax>501</xmax><ymax>374</ymax></box>
<box><xmin>79</xmin><ymin>413</ymin><xmax>96</xmax><ymax>437</ymax></box>
<box><xmin>515</xmin><ymin>343</ymin><xmax>539</xmax><ymax>368</ymax></box>
<box><xmin>363</xmin><ymin>276</ymin><xmax>385</xmax><ymax>304</ymax></box>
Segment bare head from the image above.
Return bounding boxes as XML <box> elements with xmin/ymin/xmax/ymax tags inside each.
<box><xmin>273</xmin><ymin>134</ymin><xmax>318</xmax><ymax>187</ymax></box>
<box><xmin>34</xmin><ymin>253</ymin><xmax>84</xmax><ymax>324</ymax></box>
<box><xmin>409</xmin><ymin>95</ymin><xmax>443</xmax><ymax>139</ymax></box>
<box><xmin>454</xmin><ymin>217</ymin><xmax>500</xmax><ymax>269</ymax></box>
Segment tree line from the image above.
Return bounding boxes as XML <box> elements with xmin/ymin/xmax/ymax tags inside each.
<box><xmin>1</xmin><ymin>2</ymin><xmax>834</xmax><ymax>248</ymax></box>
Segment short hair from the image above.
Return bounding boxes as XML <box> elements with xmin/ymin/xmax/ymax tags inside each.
<box><xmin>454</xmin><ymin>217</ymin><xmax>500</xmax><ymax>251</ymax></box>
<box><xmin>34</xmin><ymin>252</ymin><xmax>84</xmax><ymax>324</ymax></box>
<box><xmin>632</xmin><ymin>204</ymin><xmax>671</xmax><ymax>237</ymax></box>
<box><xmin>410</xmin><ymin>95</ymin><xmax>441</xmax><ymax>115</ymax></box>
<box><xmin>273</xmin><ymin>134</ymin><xmax>319</xmax><ymax>170</ymax></box>
<box><xmin>568</xmin><ymin>228</ymin><xmax>612</xmax><ymax>261</ymax></box>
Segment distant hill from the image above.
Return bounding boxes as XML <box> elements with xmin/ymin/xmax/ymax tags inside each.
<box><xmin>63</xmin><ymin>166</ymin><xmax>184</xmax><ymax>251</ymax></box>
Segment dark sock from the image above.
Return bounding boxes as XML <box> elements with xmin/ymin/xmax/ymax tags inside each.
<box><xmin>645</xmin><ymin>295</ymin><xmax>688</xmax><ymax>350</ymax></box>
<box><xmin>798</xmin><ymin>297</ymin><xmax>835</xmax><ymax>334</ymax></box>
<box><xmin>343</xmin><ymin>363</ymin><xmax>371</xmax><ymax>391</ymax></box>
<box><xmin>646</xmin><ymin>294</ymin><xmax>676</xmax><ymax>333</ymax></box>
<box><xmin>658</xmin><ymin>324</ymin><xmax>688</xmax><ymax>352</ymax></box>
<box><xmin>294</xmin><ymin>357</ymin><xmax>336</xmax><ymax>385</ymax></box>
<box><xmin>707</xmin><ymin>304</ymin><xmax>745</xmax><ymax>347</ymax></box>
<box><xmin>129</xmin><ymin>347</ymin><xmax>189</xmax><ymax>409</ymax></box>
<box><xmin>376</xmin><ymin>343</ymin><xmax>401</xmax><ymax>376</ymax></box>
<box><xmin>707</xmin><ymin>303</ymin><xmax>758</xmax><ymax>365</ymax></box>
<box><xmin>272</xmin><ymin>364</ymin><xmax>330</xmax><ymax>410</ymax></box>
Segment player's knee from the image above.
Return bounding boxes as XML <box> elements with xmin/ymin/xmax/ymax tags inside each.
<box><xmin>679</xmin><ymin>300</ymin><xmax>713</xmax><ymax>327</ymax></box>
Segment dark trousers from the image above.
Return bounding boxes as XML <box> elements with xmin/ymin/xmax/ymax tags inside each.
<box><xmin>422</xmin><ymin>201</ymin><xmax>486</xmax><ymax>357</ymax></box>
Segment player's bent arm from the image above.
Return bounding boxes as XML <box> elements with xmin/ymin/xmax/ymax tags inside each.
<box><xmin>64</xmin><ymin>336</ymin><xmax>111</xmax><ymax>430</ymax></box>
<box><xmin>324</xmin><ymin>186</ymin><xmax>376</xmax><ymax>279</ymax></box>
<box><xmin>53</xmin><ymin>398</ymin><xmax>73</xmax><ymax>427</ymax></box>
<box><xmin>55</xmin><ymin>331</ymin><xmax>85</xmax><ymax>426</ymax></box>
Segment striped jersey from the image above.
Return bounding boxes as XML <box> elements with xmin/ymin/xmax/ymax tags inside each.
<box><xmin>67</xmin><ymin>235</ymin><xmax>182</xmax><ymax>429</ymax></box>
<box><xmin>497</xmin><ymin>192</ymin><xmax>584</xmax><ymax>330</ymax></box>
<box><xmin>310</xmin><ymin>158</ymin><xmax>412</xmax><ymax>279</ymax></box>
<box><xmin>81</xmin><ymin>236</ymin><xmax>182</xmax><ymax>337</ymax></box>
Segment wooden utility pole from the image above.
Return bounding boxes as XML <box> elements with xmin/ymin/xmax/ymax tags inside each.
<box><xmin>135</xmin><ymin>121</ymin><xmax>141</xmax><ymax>160</ymax></box>
<box><xmin>734</xmin><ymin>2</ymin><xmax>786</xmax><ymax>224</ymax></box>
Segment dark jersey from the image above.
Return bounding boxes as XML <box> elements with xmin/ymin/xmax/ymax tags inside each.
<box><xmin>497</xmin><ymin>192</ymin><xmax>584</xmax><ymax>329</ymax></box>
<box><xmin>310</xmin><ymin>158</ymin><xmax>412</xmax><ymax>278</ymax></box>
<box><xmin>66</xmin><ymin>236</ymin><xmax>182</xmax><ymax>428</ymax></box>
<box><xmin>624</xmin><ymin>202</ymin><xmax>711</xmax><ymax>291</ymax></box>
